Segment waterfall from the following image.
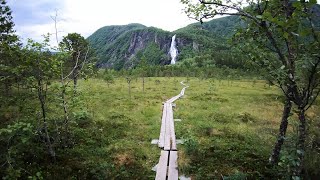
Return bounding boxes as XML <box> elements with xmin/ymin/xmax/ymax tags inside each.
<box><xmin>169</xmin><ymin>35</ymin><xmax>178</xmax><ymax>64</ymax></box>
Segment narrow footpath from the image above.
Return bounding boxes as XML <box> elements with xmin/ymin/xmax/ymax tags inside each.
<box><xmin>155</xmin><ymin>81</ymin><xmax>189</xmax><ymax>180</ymax></box>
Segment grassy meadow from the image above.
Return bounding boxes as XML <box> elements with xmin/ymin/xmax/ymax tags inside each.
<box><xmin>3</xmin><ymin>77</ymin><xmax>319</xmax><ymax>179</ymax></box>
<box><xmin>66</xmin><ymin>77</ymin><xmax>318</xmax><ymax>179</ymax></box>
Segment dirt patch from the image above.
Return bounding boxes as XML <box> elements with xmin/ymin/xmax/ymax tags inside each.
<box><xmin>114</xmin><ymin>152</ymin><xmax>134</xmax><ymax>167</ymax></box>
<box><xmin>237</xmin><ymin>112</ymin><xmax>256</xmax><ymax>123</ymax></box>
<box><xmin>205</xmin><ymin>127</ymin><xmax>224</xmax><ymax>136</ymax></box>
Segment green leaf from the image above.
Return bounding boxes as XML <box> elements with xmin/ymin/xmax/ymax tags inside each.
<box><xmin>22</xmin><ymin>138</ymin><xmax>28</xmax><ymax>143</ymax></box>
<box><xmin>310</xmin><ymin>0</ymin><xmax>317</xmax><ymax>4</ymax></box>
<box><xmin>292</xmin><ymin>176</ymin><xmax>300</xmax><ymax>180</ymax></box>
<box><xmin>292</xmin><ymin>1</ymin><xmax>302</xmax><ymax>8</ymax></box>
<box><xmin>297</xmin><ymin>149</ymin><xmax>304</xmax><ymax>155</ymax></box>
<box><xmin>262</xmin><ymin>12</ymin><xmax>272</xmax><ymax>19</ymax></box>
<box><xmin>283</xmin><ymin>32</ymin><xmax>289</xmax><ymax>39</ymax></box>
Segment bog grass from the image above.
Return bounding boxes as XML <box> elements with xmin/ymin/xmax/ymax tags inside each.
<box><xmin>53</xmin><ymin>77</ymin><xmax>319</xmax><ymax>179</ymax></box>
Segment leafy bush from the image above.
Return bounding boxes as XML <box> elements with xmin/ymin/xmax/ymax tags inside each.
<box><xmin>73</xmin><ymin>110</ymin><xmax>91</xmax><ymax>127</ymax></box>
<box><xmin>183</xmin><ymin>135</ymin><xmax>199</xmax><ymax>155</ymax></box>
<box><xmin>0</xmin><ymin>122</ymin><xmax>40</xmax><ymax>179</ymax></box>
<box><xmin>223</xmin><ymin>171</ymin><xmax>247</xmax><ymax>180</ymax></box>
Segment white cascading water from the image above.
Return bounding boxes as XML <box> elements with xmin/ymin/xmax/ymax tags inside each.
<box><xmin>170</xmin><ymin>34</ymin><xmax>178</xmax><ymax>64</ymax></box>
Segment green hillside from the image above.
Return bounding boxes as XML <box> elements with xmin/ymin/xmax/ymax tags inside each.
<box><xmin>87</xmin><ymin>23</ymin><xmax>147</xmax><ymax>68</ymax></box>
<box><xmin>87</xmin><ymin>23</ymin><xmax>146</xmax><ymax>51</ymax></box>
<box><xmin>86</xmin><ymin>6</ymin><xmax>320</xmax><ymax>70</ymax></box>
<box><xmin>175</xmin><ymin>15</ymin><xmax>240</xmax><ymax>39</ymax></box>
<box><xmin>87</xmin><ymin>25</ymin><xmax>173</xmax><ymax>69</ymax></box>
<box><xmin>87</xmin><ymin>16</ymin><xmax>241</xmax><ymax>69</ymax></box>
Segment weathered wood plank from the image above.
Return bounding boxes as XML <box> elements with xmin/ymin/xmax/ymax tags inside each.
<box><xmin>169</xmin><ymin>95</ymin><xmax>180</xmax><ymax>103</ymax></box>
<box><xmin>168</xmin><ymin>103</ymin><xmax>177</xmax><ymax>150</ymax></box>
<box><xmin>180</xmin><ymin>88</ymin><xmax>186</xmax><ymax>96</ymax></box>
<box><xmin>155</xmin><ymin>150</ymin><xmax>169</xmax><ymax>180</ymax></box>
<box><xmin>155</xmin><ymin>81</ymin><xmax>189</xmax><ymax>179</ymax></box>
<box><xmin>158</xmin><ymin>103</ymin><xmax>167</xmax><ymax>148</ymax></box>
<box><xmin>168</xmin><ymin>151</ymin><xmax>178</xmax><ymax>180</ymax></box>
<box><xmin>164</xmin><ymin>104</ymin><xmax>171</xmax><ymax>150</ymax></box>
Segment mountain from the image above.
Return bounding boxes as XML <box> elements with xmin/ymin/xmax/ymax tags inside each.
<box><xmin>177</xmin><ymin>15</ymin><xmax>240</xmax><ymax>39</ymax></box>
<box><xmin>87</xmin><ymin>24</ymin><xmax>171</xmax><ymax>69</ymax></box>
<box><xmin>173</xmin><ymin>15</ymin><xmax>241</xmax><ymax>60</ymax></box>
<box><xmin>86</xmin><ymin>16</ymin><xmax>243</xmax><ymax>69</ymax></box>
<box><xmin>87</xmin><ymin>15</ymin><xmax>241</xmax><ymax>69</ymax></box>
<box><xmin>87</xmin><ymin>3</ymin><xmax>320</xmax><ymax>70</ymax></box>
<box><xmin>88</xmin><ymin>23</ymin><xmax>146</xmax><ymax>55</ymax></box>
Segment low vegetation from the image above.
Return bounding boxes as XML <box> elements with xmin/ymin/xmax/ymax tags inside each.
<box><xmin>1</xmin><ymin>77</ymin><xmax>319</xmax><ymax>179</ymax></box>
<box><xmin>175</xmin><ymin>78</ymin><xmax>320</xmax><ymax>179</ymax></box>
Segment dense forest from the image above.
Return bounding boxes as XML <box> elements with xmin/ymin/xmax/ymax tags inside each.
<box><xmin>1</xmin><ymin>0</ymin><xmax>320</xmax><ymax>179</ymax></box>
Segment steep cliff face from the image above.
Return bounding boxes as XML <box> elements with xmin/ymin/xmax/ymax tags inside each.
<box><xmin>87</xmin><ymin>19</ymin><xmax>232</xmax><ymax>69</ymax></box>
<box><xmin>126</xmin><ymin>28</ymin><xmax>171</xmax><ymax>59</ymax></box>
<box><xmin>87</xmin><ymin>24</ymin><xmax>176</xmax><ymax>69</ymax></box>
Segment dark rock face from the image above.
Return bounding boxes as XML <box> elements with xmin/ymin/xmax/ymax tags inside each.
<box><xmin>94</xmin><ymin>29</ymin><xmax>198</xmax><ymax>68</ymax></box>
<box><xmin>87</xmin><ymin>23</ymin><xmax>217</xmax><ymax>69</ymax></box>
<box><xmin>127</xmin><ymin>30</ymin><xmax>172</xmax><ymax>59</ymax></box>
<box><xmin>176</xmin><ymin>37</ymin><xmax>193</xmax><ymax>47</ymax></box>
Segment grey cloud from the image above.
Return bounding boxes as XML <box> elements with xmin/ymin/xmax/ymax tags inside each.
<box><xmin>8</xmin><ymin>0</ymin><xmax>64</xmax><ymax>26</ymax></box>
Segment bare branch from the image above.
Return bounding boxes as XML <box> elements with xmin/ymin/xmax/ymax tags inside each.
<box><xmin>71</xmin><ymin>46</ymin><xmax>90</xmax><ymax>80</ymax></box>
<box><xmin>305</xmin><ymin>59</ymin><xmax>320</xmax><ymax>105</ymax></box>
<box><xmin>200</xmin><ymin>0</ymin><xmax>242</xmax><ymax>11</ymax></box>
<box><xmin>305</xmin><ymin>88</ymin><xmax>320</xmax><ymax>111</ymax></box>
<box><xmin>199</xmin><ymin>0</ymin><xmax>260</xmax><ymax>24</ymax></box>
<box><xmin>50</xmin><ymin>9</ymin><xmax>59</xmax><ymax>46</ymax></box>
<box><xmin>63</xmin><ymin>50</ymin><xmax>81</xmax><ymax>80</ymax></box>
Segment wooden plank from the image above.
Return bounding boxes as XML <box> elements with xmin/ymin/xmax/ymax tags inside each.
<box><xmin>167</xmin><ymin>97</ymin><xmax>174</xmax><ymax>103</ymax></box>
<box><xmin>170</xmin><ymin>95</ymin><xmax>180</xmax><ymax>103</ymax></box>
<box><xmin>168</xmin><ymin>104</ymin><xmax>177</xmax><ymax>150</ymax></box>
<box><xmin>168</xmin><ymin>151</ymin><xmax>178</xmax><ymax>180</ymax></box>
<box><xmin>155</xmin><ymin>83</ymin><xmax>188</xmax><ymax>179</ymax></box>
<box><xmin>155</xmin><ymin>150</ymin><xmax>169</xmax><ymax>180</ymax></box>
<box><xmin>167</xmin><ymin>95</ymin><xmax>179</xmax><ymax>103</ymax></box>
<box><xmin>180</xmin><ymin>88</ymin><xmax>185</xmax><ymax>96</ymax></box>
<box><xmin>158</xmin><ymin>103</ymin><xmax>167</xmax><ymax>148</ymax></box>
<box><xmin>164</xmin><ymin>104</ymin><xmax>171</xmax><ymax>150</ymax></box>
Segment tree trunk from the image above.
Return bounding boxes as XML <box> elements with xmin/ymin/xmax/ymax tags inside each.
<box><xmin>294</xmin><ymin>108</ymin><xmax>307</xmax><ymax>177</ymax></box>
<box><xmin>43</xmin><ymin>121</ymin><xmax>56</xmax><ymax>161</ymax></box>
<box><xmin>142</xmin><ymin>76</ymin><xmax>145</xmax><ymax>93</ymax></box>
<box><xmin>17</xmin><ymin>82</ymin><xmax>20</xmax><ymax>93</ymax></box>
<box><xmin>73</xmin><ymin>70</ymin><xmax>78</xmax><ymax>95</ymax></box>
<box><xmin>128</xmin><ymin>81</ymin><xmax>131</xmax><ymax>98</ymax></box>
<box><xmin>269</xmin><ymin>99</ymin><xmax>292</xmax><ymax>164</ymax></box>
<box><xmin>62</xmin><ymin>86</ymin><xmax>69</xmax><ymax>131</ymax></box>
<box><xmin>37</xmin><ymin>80</ymin><xmax>56</xmax><ymax>160</ymax></box>
<box><xmin>61</xmin><ymin>84</ymin><xmax>70</xmax><ymax>146</ymax></box>
<box><xmin>4</xmin><ymin>80</ymin><xmax>10</xmax><ymax>96</ymax></box>
<box><xmin>126</xmin><ymin>77</ymin><xmax>131</xmax><ymax>98</ymax></box>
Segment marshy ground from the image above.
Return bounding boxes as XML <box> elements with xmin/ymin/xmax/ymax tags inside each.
<box><xmin>69</xmin><ymin>77</ymin><xmax>319</xmax><ymax>179</ymax></box>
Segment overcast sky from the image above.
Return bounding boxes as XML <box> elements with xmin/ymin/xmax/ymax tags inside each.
<box><xmin>7</xmin><ymin>0</ymin><xmax>320</xmax><ymax>46</ymax></box>
<box><xmin>8</xmin><ymin>0</ymin><xmax>196</xmax><ymax>46</ymax></box>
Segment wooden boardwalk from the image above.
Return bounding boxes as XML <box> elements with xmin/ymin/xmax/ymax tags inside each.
<box><xmin>155</xmin><ymin>81</ymin><xmax>189</xmax><ymax>180</ymax></box>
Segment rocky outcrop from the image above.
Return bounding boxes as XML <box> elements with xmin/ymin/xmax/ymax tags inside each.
<box><xmin>127</xmin><ymin>29</ymin><xmax>171</xmax><ymax>58</ymax></box>
<box><xmin>87</xmin><ymin>23</ymin><xmax>213</xmax><ymax>69</ymax></box>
